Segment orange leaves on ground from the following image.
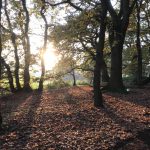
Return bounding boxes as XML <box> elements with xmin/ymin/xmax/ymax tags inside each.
<box><xmin>0</xmin><ymin>86</ymin><xmax>149</xmax><ymax>149</ymax></box>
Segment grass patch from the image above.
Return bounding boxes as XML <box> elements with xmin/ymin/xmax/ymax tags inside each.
<box><xmin>77</xmin><ymin>80</ymin><xmax>90</xmax><ymax>86</ymax></box>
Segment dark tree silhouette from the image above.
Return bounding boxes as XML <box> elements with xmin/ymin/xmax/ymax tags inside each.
<box><xmin>136</xmin><ymin>0</ymin><xmax>143</xmax><ymax>85</ymax></box>
<box><xmin>4</xmin><ymin>0</ymin><xmax>21</xmax><ymax>91</ymax></box>
<box><xmin>0</xmin><ymin>0</ymin><xmax>2</xmax><ymax>79</ymax></box>
<box><xmin>1</xmin><ymin>57</ymin><xmax>16</xmax><ymax>93</ymax></box>
<box><xmin>93</xmin><ymin>0</ymin><xmax>107</xmax><ymax>107</ymax></box>
<box><xmin>38</xmin><ymin>0</ymin><xmax>48</xmax><ymax>91</ymax></box>
<box><xmin>21</xmin><ymin>0</ymin><xmax>32</xmax><ymax>91</ymax></box>
<box><xmin>0</xmin><ymin>0</ymin><xmax>2</xmax><ymax>130</ymax></box>
<box><xmin>106</xmin><ymin>0</ymin><xmax>136</xmax><ymax>90</ymax></box>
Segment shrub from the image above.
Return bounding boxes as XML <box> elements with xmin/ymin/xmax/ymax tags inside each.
<box><xmin>46</xmin><ymin>79</ymin><xmax>71</xmax><ymax>90</ymax></box>
<box><xmin>77</xmin><ymin>80</ymin><xmax>90</xmax><ymax>86</ymax></box>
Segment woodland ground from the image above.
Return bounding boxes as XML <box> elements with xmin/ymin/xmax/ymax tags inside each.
<box><xmin>0</xmin><ymin>86</ymin><xmax>149</xmax><ymax>150</ymax></box>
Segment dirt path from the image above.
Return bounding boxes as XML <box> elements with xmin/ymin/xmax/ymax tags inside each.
<box><xmin>0</xmin><ymin>86</ymin><xmax>149</xmax><ymax>150</ymax></box>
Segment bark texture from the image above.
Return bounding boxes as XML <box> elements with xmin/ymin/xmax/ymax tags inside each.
<box><xmin>106</xmin><ymin>0</ymin><xmax>136</xmax><ymax>90</ymax></box>
<box><xmin>72</xmin><ymin>69</ymin><xmax>76</xmax><ymax>86</ymax></box>
<box><xmin>1</xmin><ymin>58</ymin><xmax>16</xmax><ymax>93</ymax></box>
<box><xmin>38</xmin><ymin>0</ymin><xmax>48</xmax><ymax>91</ymax></box>
<box><xmin>0</xmin><ymin>0</ymin><xmax>2</xmax><ymax>79</ymax></box>
<box><xmin>102</xmin><ymin>60</ymin><xmax>109</xmax><ymax>83</ymax></box>
<box><xmin>93</xmin><ymin>0</ymin><xmax>107</xmax><ymax>107</ymax></box>
<box><xmin>21</xmin><ymin>0</ymin><xmax>32</xmax><ymax>91</ymax></box>
<box><xmin>136</xmin><ymin>0</ymin><xmax>143</xmax><ymax>85</ymax></box>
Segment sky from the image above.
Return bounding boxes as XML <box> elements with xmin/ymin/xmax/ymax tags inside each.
<box><xmin>28</xmin><ymin>3</ymin><xmax>60</xmax><ymax>71</ymax></box>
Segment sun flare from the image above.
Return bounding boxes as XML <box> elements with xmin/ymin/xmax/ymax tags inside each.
<box><xmin>44</xmin><ymin>44</ymin><xmax>59</xmax><ymax>71</ymax></box>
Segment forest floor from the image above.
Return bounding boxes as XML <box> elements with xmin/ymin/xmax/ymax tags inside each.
<box><xmin>0</xmin><ymin>86</ymin><xmax>149</xmax><ymax>150</ymax></box>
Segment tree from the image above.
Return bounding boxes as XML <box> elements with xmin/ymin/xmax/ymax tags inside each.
<box><xmin>120</xmin><ymin>0</ymin><xmax>149</xmax><ymax>85</ymax></box>
<box><xmin>136</xmin><ymin>0</ymin><xmax>143</xmax><ymax>85</ymax></box>
<box><xmin>21</xmin><ymin>0</ymin><xmax>32</xmax><ymax>91</ymax></box>
<box><xmin>101</xmin><ymin>60</ymin><xmax>109</xmax><ymax>83</ymax></box>
<box><xmin>0</xmin><ymin>0</ymin><xmax>2</xmax><ymax>130</ymax></box>
<box><xmin>106</xmin><ymin>0</ymin><xmax>136</xmax><ymax>90</ymax></box>
<box><xmin>72</xmin><ymin>68</ymin><xmax>76</xmax><ymax>86</ymax></box>
<box><xmin>50</xmin><ymin>1</ymin><xmax>108</xmax><ymax>107</ymax></box>
<box><xmin>0</xmin><ymin>0</ymin><xmax>2</xmax><ymax>79</ymax></box>
<box><xmin>92</xmin><ymin>0</ymin><xmax>107</xmax><ymax>107</ymax></box>
<box><xmin>38</xmin><ymin>0</ymin><xmax>48</xmax><ymax>91</ymax></box>
<box><xmin>4</xmin><ymin>0</ymin><xmax>21</xmax><ymax>90</ymax></box>
<box><xmin>1</xmin><ymin>57</ymin><xmax>16</xmax><ymax>93</ymax></box>
<box><xmin>0</xmin><ymin>108</ymin><xmax>2</xmax><ymax>129</ymax></box>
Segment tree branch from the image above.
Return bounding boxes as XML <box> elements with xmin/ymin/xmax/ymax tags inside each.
<box><xmin>105</xmin><ymin>0</ymin><xmax>118</xmax><ymax>23</ymax></box>
<box><xmin>46</xmin><ymin>0</ymin><xmax>83</xmax><ymax>11</ymax></box>
<box><xmin>129</xmin><ymin>0</ymin><xmax>137</xmax><ymax>15</ymax></box>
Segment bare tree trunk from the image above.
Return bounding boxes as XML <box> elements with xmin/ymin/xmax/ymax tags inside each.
<box><xmin>93</xmin><ymin>0</ymin><xmax>107</xmax><ymax>108</ymax></box>
<box><xmin>0</xmin><ymin>110</ymin><xmax>2</xmax><ymax>129</ymax></box>
<box><xmin>102</xmin><ymin>60</ymin><xmax>109</xmax><ymax>83</ymax></box>
<box><xmin>0</xmin><ymin>0</ymin><xmax>2</xmax><ymax>79</ymax></box>
<box><xmin>38</xmin><ymin>1</ymin><xmax>48</xmax><ymax>91</ymax></box>
<box><xmin>93</xmin><ymin>50</ymin><xmax>104</xmax><ymax>107</ymax></box>
<box><xmin>109</xmin><ymin>27</ymin><xmax>125</xmax><ymax>90</ymax></box>
<box><xmin>1</xmin><ymin>57</ymin><xmax>16</xmax><ymax>93</ymax></box>
<box><xmin>136</xmin><ymin>0</ymin><xmax>143</xmax><ymax>85</ymax></box>
<box><xmin>72</xmin><ymin>69</ymin><xmax>76</xmax><ymax>86</ymax></box>
<box><xmin>0</xmin><ymin>0</ymin><xmax>2</xmax><ymax>130</ymax></box>
<box><xmin>4</xmin><ymin>0</ymin><xmax>21</xmax><ymax>90</ymax></box>
<box><xmin>21</xmin><ymin>0</ymin><xmax>32</xmax><ymax>91</ymax></box>
<box><xmin>106</xmin><ymin>0</ymin><xmax>136</xmax><ymax>91</ymax></box>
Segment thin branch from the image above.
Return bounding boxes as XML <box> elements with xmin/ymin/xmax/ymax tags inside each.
<box><xmin>46</xmin><ymin>0</ymin><xmax>83</xmax><ymax>11</ymax></box>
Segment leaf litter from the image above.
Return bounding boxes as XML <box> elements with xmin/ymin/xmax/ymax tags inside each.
<box><xmin>0</xmin><ymin>86</ymin><xmax>149</xmax><ymax>150</ymax></box>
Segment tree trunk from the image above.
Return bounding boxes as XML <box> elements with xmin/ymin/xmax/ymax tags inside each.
<box><xmin>22</xmin><ymin>35</ymin><xmax>31</xmax><ymax>91</ymax></box>
<box><xmin>0</xmin><ymin>111</ymin><xmax>2</xmax><ymax>129</ymax></box>
<box><xmin>136</xmin><ymin>0</ymin><xmax>143</xmax><ymax>85</ymax></box>
<box><xmin>38</xmin><ymin>56</ymin><xmax>45</xmax><ymax>91</ymax></box>
<box><xmin>93</xmin><ymin>0</ymin><xmax>107</xmax><ymax>107</ymax></box>
<box><xmin>38</xmin><ymin>2</ymin><xmax>48</xmax><ymax>91</ymax></box>
<box><xmin>72</xmin><ymin>69</ymin><xmax>76</xmax><ymax>86</ymax></box>
<box><xmin>93</xmin><ymin>50</ymin><xmax>103</xmax><ymax>107</ymax></box>
<box><xmin>1</xmin><ymin>58</ymin><xmax>16</xmax><ymax>93</ymax></box>
<box><xmin>0</xmin><ymin>0</ymin><xmax>2</xmax><ymax>130</ymax></box>
<box><xmin>4</xmin><ymin>0</ymin><xmax>21</xmax><ymax>90</ymax></box>
<box><xmin>108</xmin><ymin>17</ymin><xmax>126</xmax><ymax>90</ymax></box>
<box><xmin>0</xmin><ymin>0</ymin><xmax>2</xmax><ymax>79</ymax></box>
<box><xmin>106</xmin><ymin>0</ymin><xmax>136</xmax><ymax>91</ymax></box>
<box><xmin>13</xmin><ymin>35</ymin><xmax>21</xmax><ymax>90</ymax></box>
<box><xmin>21</xmin><ymin>0</ymin><xmax>32</xmax><ymax>91</ymax></box>
<box><xmin>109</xmin><ymin>36</ymin><xmax>124</xmax><ymax>90</ymax></box>
<box><xmin>102</xmin><ymin>60</ymin><xmax>109</xmax><ymax>83</ymax></box>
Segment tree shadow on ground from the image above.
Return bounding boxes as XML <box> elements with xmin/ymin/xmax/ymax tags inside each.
<box><xmin>103</xmin><ymin>103</ymin><xmax>150</xmax><ymax>149</ymax></box>
<box><xmin>65</xmin><ymin>90</ymin><xmax>78</xmax><ymax>105</ymax></box>
<box><xmin>0</xmin><ymin>88</ymin><xmax>149</xmax><ymax>149</ymax></box>
<box><xmin>14</xmin><ymin>92</ymin><xmax>42</xmax><ymax>148</ymax></box>
<box><xmin>0</xmin><ymin>92</ymin><xmax>32</xmax><ymax>113</ymax></box>
<box><xmin>0</xmin><ymin>91</ymin><xmax>42</xmax><ymax>149</ymax></box>
<box><xmin>0</xmin><ymin>92</ymin><xmax>32</xmax><ymax>128</ymax></box>
<box><xmin>104</xmin><ymin>88</ymin><xmax>150</xmax><ymax>108</ymax></box>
